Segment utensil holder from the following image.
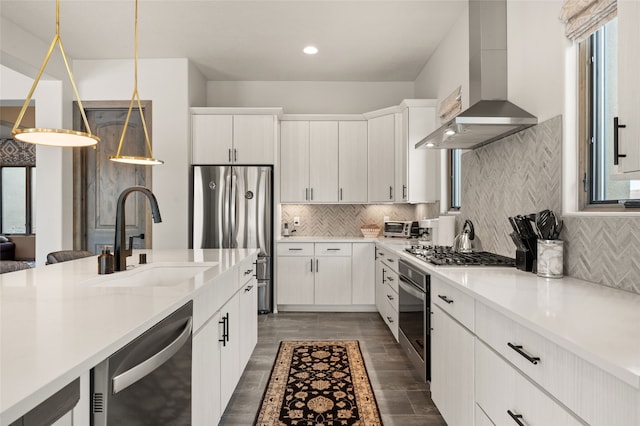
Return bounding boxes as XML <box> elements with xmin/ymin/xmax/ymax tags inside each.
<box><xmin>537</xmin><ymin>239</ymin><xmax>563</xmax><ymax>278</ymax></box>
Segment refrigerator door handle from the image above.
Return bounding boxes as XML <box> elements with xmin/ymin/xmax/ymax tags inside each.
<box><xmin>229</xmin><ymin>169</ymin><xmax>237</xmax><ymax>248</ymax></box>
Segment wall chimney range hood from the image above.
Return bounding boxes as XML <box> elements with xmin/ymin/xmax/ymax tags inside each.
<box><xmin>416</xmin><ymin>0</ymin><xmax>537</xmax><ymax>150</ymax></box>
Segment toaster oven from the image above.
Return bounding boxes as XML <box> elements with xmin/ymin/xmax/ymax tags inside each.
<box><xmin>383</xmin><ymin>220</ymin><xmax>419</xmax><ymax>238</ymax></box>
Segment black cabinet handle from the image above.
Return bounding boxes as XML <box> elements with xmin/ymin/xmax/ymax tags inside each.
<box><xmin>614</xmin><ymin>116</ymin><xmax>627</xmax><ymax>165</ymax></box>
<box><xmin>387</xmin><ymin>258</ymin><xmax>395</xmax><ymax>263</ymax></box>
<box><xmin>244</xmin><ymin>285</ymin><xmax>254</xmax><ymax>292</ymax></box>
<box><xmin>226</xmin><ymin>313</ymin><xmax>230</xmax><ymax>343</ymax></box>
<box><xmin>234</xmin><ymin>148</ymin><xmax>237</xmax><ymax>162</ymax></box>
<box><xmin>382</xmin><ymin>268</ymin><xmax>386</xmax><ymax>283</ymax></box>
<box><xmin>438</xmin><ymin>294</ymin><xmax>454</xmax><ymax>304</ymax></box>
<box><xmin>386</xmin><ymin>316</ymin><xmax>394</xmax><ymax>323</ymax></box>
<box><xmin>403</xmin><ymin>184</ymin><xmax>407</xmax><ymax>199</ymax></box>
<box><xmin>378</xmin><ymin>252</ymin><xmax>385</xmax><ymax>256</ymax></box>
<box><xmin>228</xmin><ymin>148</ymin><xmax>232</xmax><ymax>163</ymax></box>
<box><xmin>288</xmin><ymin>248</ymin><xmax>303</xmax><ymax>251</ymax></box>
<box><xmin>244</xmin><ymin>269</ymin><xmax>254</xmax><ymax>275</ymax></box>
<box><xmin>310</xmin><ymin>259</ymin><xmax>314</xmax><ymax>272</ymax></box>
<box><xmin>327</xmin><ymin>248</ymin><xmax>341</xmax><ymax>251</ymax></box>
<box><xmin>340</xmin><ymin>188</ymin><xmax>343</xmax><ymax>201</ymax></box>
<box><xmin>507</xmin><ymin>410</ymin><xmax>525</xmax><ymax>426</ymax></box>
<box><xmin>508</xmin><ymin>342</ymin><xmax>540</xmax><ymax>365</ymax></box>
<box><xmin>386</xmin><ymin>294</ymin><xmax>394</xmax><ymax>301</ymax></box>
<box><xmin>218</xmin><ymin>314</ymin><xmax>228</xmax><ymax>347</ymax></box>
<box><xmin>386</xmin><ymin>276</ymin><xmax>394</xmax><ymax>282</ymax></box>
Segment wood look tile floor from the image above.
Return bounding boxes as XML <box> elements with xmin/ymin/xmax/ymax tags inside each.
<box><xmin>219</xmin><ymin>312</ymin><xmax>446</xmax><ymax>426</ymax></box>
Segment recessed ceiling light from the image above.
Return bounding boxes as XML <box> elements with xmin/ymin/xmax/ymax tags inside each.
<box><xmin>444</xmin><ymin>129</ymin><xmax>456</xmax><ymax>136</ymax></box>
<box><xmin>426</xmin><ymin>142</ymin><xmax>435</xmax><ymax>148</ymax></box>
<box><xmin>303</xmin><ymin>46</ymin><xmax>318</xmax><ymax>55</ymax></box>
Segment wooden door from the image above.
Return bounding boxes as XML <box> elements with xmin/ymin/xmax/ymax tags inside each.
<box><xmin>73</xmin><ymin>103</ymin><xmax>152</xmax><ymax>253</ymax></box>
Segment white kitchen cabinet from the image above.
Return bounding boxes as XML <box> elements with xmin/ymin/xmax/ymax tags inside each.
<box><xmin>192</xmin><ymin>310</ymin><xmax>222</xmax><ymax>426</ymax></box>
<box><xmin>352</xmin><ymin>243</ymin><xmax>375</xmax><ymax>305</ymax></box>
<box><xmin>280</xmin><ymin>121</ymin><xmax>311</xmax><ymax>202</ymax></box>
<box><xmin>219</xmin><ymin>291</ymin><xmax>240</xmax><ymax>410</ymax></box>
<box><xmin>277</xmin><ymin>242</ymin><xmax>374</xmax><ymax>309</ymax></box>
<box><xmin>239</xmin><ymin>274</ymin><xmax>258</xmax><ymax>372</ymax></box>
<box><xmin>190</xmin><ymin>108</ymin><xmax>280</xmax><ymax>165</ymax></box>
<box><xmin>309</xmin><ymin>121</ymin><xmax>339</xmax><ymax>202</ymax></box>
<box><xmin>396</xmin><ymin>100</ymin><xmax>439</xmax><ymax>202</ymax></box>
<box><xmin>281</xmin><ymin>120</ymin><xmax>339</xmax><ymax>203</ymax></box>
<box><xmin>374</xmin><ymin>245</ymin><xmax>400</xmax><ymax>341</ymax></box>
<box><xmin>430</xmin><ymin>303</ymin><xmax>474</xmax><ymax>426</ymax></box>
<box><xmin>367</xmin><ymin>113</ymin><xmax>396</xmax><ymax>202</ymax></box>
<box><xmin>192</xmin><ymin>114</ymin><xmax>233</xmax><ymax>164</ymax></box>
<box><xmin>475</xmin><ymin>340</ymin><xmax>583</xmax><ymax>426</ymax></box>
<box><xmin>617</xmin><ymin>0</ymin><xmax>640</xmax><ymax>174</ymax></box>
<box><xmin>338</xmin><ymin>121</ymin><xmax>368</xmax><ymax>203</ymax></box>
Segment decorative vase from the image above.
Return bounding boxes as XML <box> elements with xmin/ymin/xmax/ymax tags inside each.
<box><xmin>537</xmin><ymin>239</ymin><xmax>564</xmax><ymax>278</ymax></box>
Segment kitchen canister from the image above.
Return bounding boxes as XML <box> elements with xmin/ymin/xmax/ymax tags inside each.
<box><xmin>537</xmin><ymin>239</ymin><xmax>563</xmax><ymax>278</ymax></box>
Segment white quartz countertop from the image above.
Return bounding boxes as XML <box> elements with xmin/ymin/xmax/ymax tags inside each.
<box><xmin>277</xmin><ymin>236</ymin><xmax>416</xmax><ymax>243</ymax></box>
<box><xmin>376</xmin><ymin>241</ymin><xmax>640</xmax><ymax>390</ymax></box>
<box><xmin>0</xmin><ymin>248</ymin><xmax>257</xmax><ymax>425</ymax></box>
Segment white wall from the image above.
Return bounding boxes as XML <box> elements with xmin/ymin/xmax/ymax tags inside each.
<box><xmin>507</xmin><ymin>0</ymin><xmax>568</xmax><ymax>122</ymax></box>
<box><xmin>75</xmin><ymin>58</ymin><xmax>192</xmax><ymax>250</ymax></box>
<box><xmin>414</xmin><ymin>4</ymin><xmax>470</xmax><ymax>109</ymax></box>
<box><xmin>206</xmin><ymin>81</ymin><xmax>415</xmax><ymax>113</ymax></box>
<box><xmin>0</xmin><ymin>65</ymin><xmax>72</xmax><ymax>266</ymax></box>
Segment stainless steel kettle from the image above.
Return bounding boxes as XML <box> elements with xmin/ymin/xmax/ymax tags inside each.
<box><xmin>453</xmin><ymin>219</ymin><xmax>482</xmax><ymax>253</ymax></box>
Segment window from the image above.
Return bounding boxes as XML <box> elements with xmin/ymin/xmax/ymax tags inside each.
<box><xmin>449</xmin><ymin>149</ymin><xmax>461</xmax><ymax>210</ymax></box>
<box><xmin>0</xmin><ymin>166</ymin><xmax>36</xmax><ymax>234</ymax></box>
<box><xmin>581</xmin><ymin>19</ymin><xmax>640</xmax><ymax>208</ymax></box>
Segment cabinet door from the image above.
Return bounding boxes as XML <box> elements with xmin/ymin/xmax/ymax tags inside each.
<box><xmin>239</xmin><ymin>279</ymin><xmax>258</xmax><ymax>372</ymax></box>
<box><xmin>309</xmin><ymin>121</ymin><xmax>339</xmax><ymax>202</ymax></box>
<box><xmin>233</xmin><ymin>115</ymin><xmax>275</xmax><ymax>164</ymax></box>
<box><xmin>220</xmin><ymin>292</ymin><xmax>240</xmax><ymax>410</ymax></box>
<box><xmin>618</xmin><ymin>0</ymin><xmax>640</xmax><ymax>174</ymax></box>
<box><xmin>192</xmin><ymin>311</ymin><xmax>222</xmax><ymax>426</ymax></box>
<box><xmin>352</xmin><ymin>243</ymin><xmax>375</xmax><ymax>305</ymax></box>
<box><xmin>339</xmin><ymin>121</ymin><xmax>368</xmax><ymax>203</ymax></box>
<box><xmin>375</xmin><ymin>259</ymin><xmax>387</xmax><ymax>314</ymax></box>
<box><xmin>191</xmin><ymin>114</ymin><xmax>233</xmax><ymax>164</ymax></box>
<box><xmin>314</xmin><ymin>256</ymin><xmax>352</xmax><ymax>305</ymax></box>
<box><xmin>405</xmin><ymin>106</ymin><xmax>439</xmax><ymax>203</ymax></box>
<box><xmin>395</xmin><ymin>111</ymin><xmax>408</xmax><ymax>202</ymax></box>
<box><xmin>277</xmin><ymin>256</ymin><xmax>315</xmax><ymax>304</ymax></box>
<box><xmin>280</xmin><ymin>121</ymin><xmax>310</xmax><ymax>202</ymax></box>
<box><xmin>431</xmin><ymin>304</ymin><xmax>474</xmax><ymax>426</ymax></box>
<box><xmin>368</xmin><ymin>114</ymin><xmax>396</xmax><ymax>202</ymax></box>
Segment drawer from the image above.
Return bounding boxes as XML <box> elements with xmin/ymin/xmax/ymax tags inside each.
<box><xmin>376</xmin><ymin>246</ymin><xmax>399</xmax><ymax>271</ymax></box>
<box><xmin>476</xmin><ymin>339</ymin><xmax>583</xmax><ymax>426</ymax></box>
<box><xmin>315</xmin><ymin>243</ymin><xmax>352</xmax><ymax>256</ymax></box>
<box><xmin>476</xmin><ymin>302</ymin><xmax>639</xmax><ymax>426</ymax></box>
<box><xmin>381</xmin><ymin>296</ymin><xmax>399</xmax><ymax>341</ymax></box>
<box><xmin>383</xmin><ymin>282</ymin><xmax>398</xmax><ymax>312</ymax></box>
<box><xmin>237</xmin><ymin>255</ymin><xmax>257</xmax><ymax>287</ymax></box>
<box><xmin>431</xmin><ymin>277</ymin><xmax>474</xmax><ymax>332</ymax></box>
<box><xmin>277</xmin><ymin>242</ymin><xmax>314</xmax><ymax>256</ymax></box>
<box><xmin>382</xmin><ymin>265</ymin><xmax>399</xmax><ymax>293</ymax></box>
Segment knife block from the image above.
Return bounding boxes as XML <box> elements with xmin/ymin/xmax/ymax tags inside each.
<box><xmin>516</xmin><ymin>249</ymin><xmax>534</xmax><ymax>272</ymax></box>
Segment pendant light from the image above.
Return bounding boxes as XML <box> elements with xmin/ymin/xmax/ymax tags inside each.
<box><xmin>11</xmin><ymin>0</ymin><xmax>99</xmax><ymax>147</ymax></box>
<box><xmin>109</xmin><ymin>0</ymin><xmax>163</xmax><ymax>165</ymax></box>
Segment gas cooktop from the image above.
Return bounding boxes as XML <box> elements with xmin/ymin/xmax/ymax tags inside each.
<box><xmin>405</xmin><ymin>245</ymin><xmax>515</xmax><ymax>267</ymax></box>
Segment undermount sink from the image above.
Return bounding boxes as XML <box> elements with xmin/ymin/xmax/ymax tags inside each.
<box><xmin>83</xmin><ymin>262</ymin><xmax>217</xmax><ymax>288</ymax></box>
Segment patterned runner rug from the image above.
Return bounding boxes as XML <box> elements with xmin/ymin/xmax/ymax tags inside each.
<box><xmin>255</xmin><ymin>340</ymin><xmax>383</xmax><ymax>426</ymax></box>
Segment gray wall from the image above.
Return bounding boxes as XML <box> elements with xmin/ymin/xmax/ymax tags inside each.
<box><xmin>459</xmin><ymin>115</ymin><xmax>640</xmax><ymax>295</ymax></box>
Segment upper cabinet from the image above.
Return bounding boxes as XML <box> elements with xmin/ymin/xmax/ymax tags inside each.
<box><xmin>398</xmin><ymin>100</ymin><xmax>439</xmax><ymax>203</ymax></box>
<box><xmin>365</xmin><ymin>100</ymin><xmax>439</xmax><ymax>203</ymax></box>
<box><xmin>617</xmin><ymin>1</ymin><xmax>640</xmax><ymax>174</ymax></box>
<box><xmin>367</xmin><ymin>112</ymin><xmax>397</xmax><ymax>202</ymax></box>
<box><xmin>191</xmin><ymin>108</ymin><xmax>282</xmax><ymax>165</ymax></box>
<box><xmin>280</xmin><ymin>117</ymin><xmax>367</xmax><ymax>204</ymax></box>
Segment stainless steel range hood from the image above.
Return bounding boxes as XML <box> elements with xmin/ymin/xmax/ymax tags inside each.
<box><xmin>416</xmin><ymin>0</ymin><xmax>537</xmax><ymax>150</ymax></box>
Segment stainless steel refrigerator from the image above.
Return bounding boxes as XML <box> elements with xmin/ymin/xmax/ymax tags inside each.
<box><xmin>191</xmin><ymin>166</ymin><xmax>273</xmax><ymax>313</ymax></box>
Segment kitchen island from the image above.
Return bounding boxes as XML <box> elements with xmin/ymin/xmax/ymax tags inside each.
<box><xmin>0</xmin><ymin>248</ymin><xmax>257</xmax><ymax>425</ymax></box>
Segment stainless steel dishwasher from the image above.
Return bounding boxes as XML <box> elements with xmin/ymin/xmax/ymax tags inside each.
<box><xmin>91</xmin><ymin>301</ymin><xmax>192</xmax><ymax>425</ymax></box>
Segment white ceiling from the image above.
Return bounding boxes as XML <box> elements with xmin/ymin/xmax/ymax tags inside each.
<box><xmin>0</xmin><ymin>0</ymin><xmax>466</xmax><ymax>81</ymax></box>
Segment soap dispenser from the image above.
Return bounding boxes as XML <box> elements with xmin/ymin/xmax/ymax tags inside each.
<box><xmin>283</xmin><ymin>223</ymin><xmax>290</xmax><ymax>237</ymax></box>
<box><xmin>98</xmin><ymin>246</ymin><xmax>114</xmax><ymax>274</ymax></box>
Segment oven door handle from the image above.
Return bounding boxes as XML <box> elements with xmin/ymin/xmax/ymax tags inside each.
<box><xmin>112</xmin><ymin>317</ymin><xmax>193</xmax><ymax>394</ymax></box>
<box><xmin>398</xmin><ymin>275</ymin><xmax>426</xmax><ymax>301</ymax></box>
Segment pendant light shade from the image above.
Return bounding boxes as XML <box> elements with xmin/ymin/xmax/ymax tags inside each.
<box><xmin>11</xmin><ymin>0</ymin><xmax>99</xmax><ymax>148</ymax></box>
<box><xmin>109</xmin><ymin>0</ymin><xmax>163</xmax><ymax>166</ymax></box>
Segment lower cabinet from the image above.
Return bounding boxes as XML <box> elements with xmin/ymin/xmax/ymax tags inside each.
<box><xmin>430</xmin><ymin>303</ymin><xmax>474</xmax><ymax>426</ymax></box>
<box><xmin>276</xmin><ymin>242</ymin><xmax>374</xmax><ymax>309</ymax></box>
<box><xmin>192</xmin><ymin>255</ymin><xmax>258</xmax><ymax>426</ymax></box>
<box><xmin>475</xmin><ymin>340</ymin><xmax>583</xmax><ymax>426</ymax></box>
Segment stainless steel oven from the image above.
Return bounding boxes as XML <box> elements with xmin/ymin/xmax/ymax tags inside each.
<box><xmin>398</xmin><ymin>259</ymin><xmax>430</xmax><ymax>381</ymax></box>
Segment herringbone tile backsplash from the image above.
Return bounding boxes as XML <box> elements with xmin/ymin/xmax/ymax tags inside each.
<box><xmin>281</xmin><ymin>203</ymin><xmax>439</xmax><ymax>237</ymax></box>
<box><xmin>459</xmin><ymin>115</ymin><xmax>640</xmax><ymax>295</ymax></box>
